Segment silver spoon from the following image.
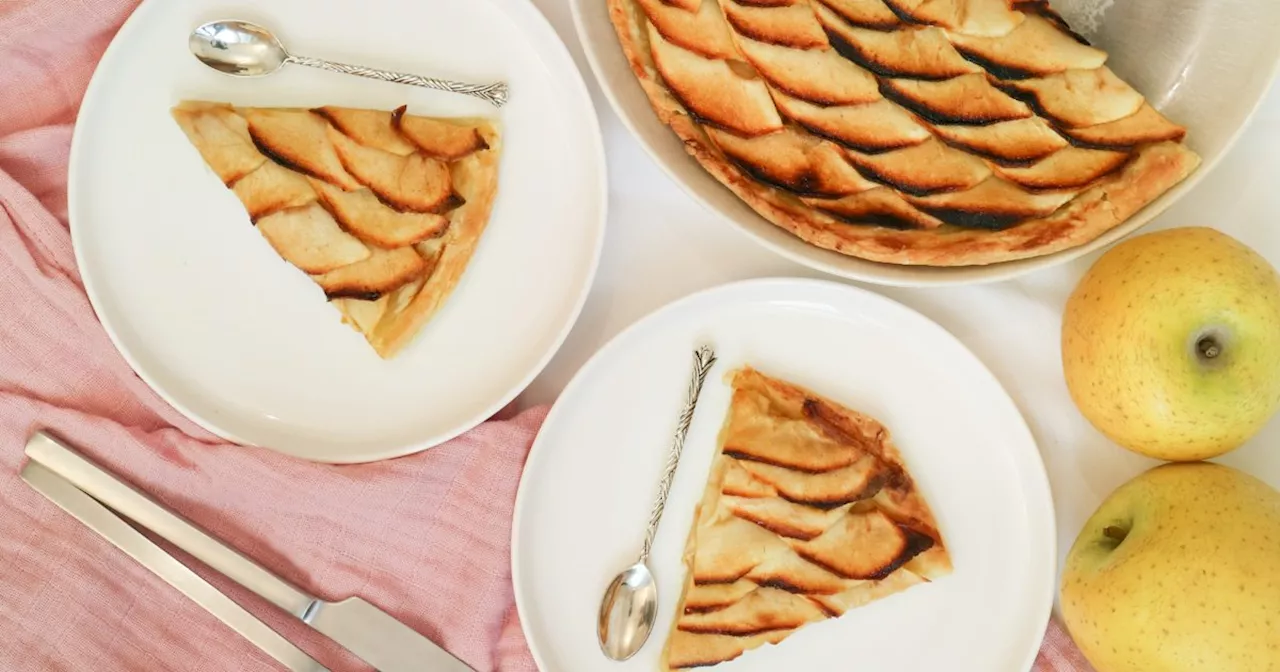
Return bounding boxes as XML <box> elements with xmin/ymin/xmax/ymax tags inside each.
<box><xmin>189</xmin><ymin>20</ymin><xmax>509</xmax><ymax>108</ymax></box>
<box><xmin>598</xmin><ymin>345</ymin><xmax>718</xmax><ymax>661</ymax></box>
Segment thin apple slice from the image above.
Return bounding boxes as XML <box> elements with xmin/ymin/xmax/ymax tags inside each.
<box><xmin>256</xmin><ymin>202</ymin><xmax>371</xmax><ymax>275</ymax></box>
<box><xmin>239</xmin><ymin>108</ymin><xmax>361</xmax><ymax>190</ymax></box>
<box><xmin>312</xmin><ymin>246</ymin><xmax>427</xmax><ymax>300</ymax></box>
<box><xmin>720</xmin><ymin>0</ymin><xmax>828</xmax><ymax>48</ymax></box>
<box><xmin>648</xmin><ymin>24</ymin><xmax>783</xmax><ymax>137</ymax></box>
<box><xmin>816</xmin><ymin>4</ymin><xmax>980</xmax><ymax>79</ymax></box>
<box><xmin>808</xmin><ymin>567</ymin><xmax>925</xmax><ymax>617</ymax></box>
<box><xmin>664</xmin><ymin>0</ymin><xmax>701</xmax><ymax>11</ymax></box>
<box><xmin>391</xmin><ymin>108</ymin><xmax>490</xmax><ymax>161</ymax></box>
<box><xmin>736</xmin><ymin>35</ymin><xmax>880</xmax><ymax>106</ymax></box>
<box><xmin>725</xmin><ymin>495</ymin><xmax>852</xmax><ymax>540</ymax></box>
<box><xmin>802</xmin><ymin>188</ymin><xmax>945</xmax><ymax>229</ymax></box>
<box><xmin>231</xmin><ymin>161</ymin><xmax>317</xmax><ymax>221</ymax></box>
<box><xmin>994</xmin><ymin>146</ymin><xmax>1129</xmax><ymax>190</ymax></box>
<box><xmin>883</xmin><ymin>74</ymin><xmax>1032</xmax><ymax>125</ymax></box>
<box><xmin>813</xmin><ymin>0</ymin><xmax>902</xmax><ymax>30</ymax></box>
<box><xmin>879</xmin><ymin>0</ymin><xmax>1024</xmax><ymax>36</ymax></box>
<box><xmin>312</xmin><ymin>180</ymin><xmax>449</xmax><ymax>248</ymax></box>
<box><xmin>1001</xmin><ymin>67</ymin><xmax>1145</xmax><ymax>128</ymax></box>
<box><xmin>931</xmin><ymin>117</ymin><xmax>1068</xmax><ymax>164</ymax></box>
<box><xmin>790</xmin><ymin>509</ymin><xmax>932</xmax><ymax>580</ymax></box>
<box><xmin>676</xmin><ymin>588</ymin><xmax>827</xmax><ymax>635</ymax></box>
<box><xmin>637</xmin><ymin>0</ymin><xmax>739</xmax><ymax>59</ymax></box>
<box><xmin>737</xmin><ymin>453</ymin><xmax>892</xmax><ymax>505</ymax></box>
<box><xmin>707</xmin><ymin>127</ymin><xmax>877</xmax><ymax>197</ymax></box>
<box><xmin>772</xmin><ymin>94</ymin><xmax>930</xmax><ymax>153</ymax></box>
<box><xmin>692</xmin><ymin>515</ymin><xmax>794</xmax><ymax>584</ymax></box>
<box><xmin>1060</xmin><ymin>103</ymin><xmax>1188</xmax><ymax>149</ymax></box>
<box><xmin>682</xmin><ymin>581</ymin><xmax>758</xmax><ymax>613</ymax></box>
<box><xmin>846</xmin><ymin>138</ymin><xmax>992</xmax><ymax>196</ymax></box>
<box><xmin>333</xmin><ymin>294</ymin><xmax>390</xmax><ymax>335</ymax></box>
<box><xmin>906</xmin><ymin>176</ymin><xmax>1076</xmax><ymax>229</ymax></box>
<box><xmin>948</xmin><ymin>13</ymin><xmax>1107</xmax><ymax>79</ymax></box>
<box><xmin>328</xmin><ymin>128</ymin><xmax>457</xmax><ymax>213</ymax></box>
<box><xmin>171</xmin><ymin>103</ymin><xmax>266</xmax><ymax>185</ymax></box>
<box><xmin>313</xmin><ymin>106</ymin><xmax>417</xmax><ymax>156</ymax></box>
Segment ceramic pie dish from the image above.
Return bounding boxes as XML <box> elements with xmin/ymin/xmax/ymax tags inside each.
<box><xmin>572</xmin><ymin>0</ymin><xmax>1280</xmax><ymax>285</ymax></box>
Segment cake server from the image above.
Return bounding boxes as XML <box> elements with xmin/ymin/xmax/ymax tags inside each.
<box><xmin>24</xmin><ymin>430</ymin><xmax>476</xmax><ymax>672</ymax></box>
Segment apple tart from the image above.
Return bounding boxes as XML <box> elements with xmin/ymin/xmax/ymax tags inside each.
<box><xmin>664</xmin><ymin>367</ymin><xmax>951</xmax><ymax>669</ymax></box>
<box><xmin>171</xmin><ymin>101</ymin><xmax>501</xmax><ymax>358</ymax></box>
<box><xmin>608</xmin><ymin>0</ymin><xmax>1202</xmax><ymax>266</ymax></box>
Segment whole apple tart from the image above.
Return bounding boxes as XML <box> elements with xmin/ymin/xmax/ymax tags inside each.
<box><xmin>607</xmin><ymin>0</ymin><xmax>1202</xmax><ymax>266</ymax></box>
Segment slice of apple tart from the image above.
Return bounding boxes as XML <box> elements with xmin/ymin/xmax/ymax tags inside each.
<box><xmin>171</xmin><ymin>101</ymin><xmax>500</xmax><ymax>358</ymax></box>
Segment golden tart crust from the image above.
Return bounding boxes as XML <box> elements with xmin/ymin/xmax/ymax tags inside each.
<box><xmin>172</xmin><ymin>101</ymin><xmax>501</xmax><ymax>359</ymax></box>
<box><xmin>609</xmin><ymin>0</ymin><xmax>1201</xmax><ymax>266</ymax></box>
<box><xmin>663</xmin><ymin>367</ymin><xmax>952</xmax><ymax>669</ymax></box>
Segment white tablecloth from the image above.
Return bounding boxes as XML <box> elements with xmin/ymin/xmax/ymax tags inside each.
<box><xmin>517</xmin><ymin>0</ymin><xmax>1280</xmax><ymax>598</ymax></box>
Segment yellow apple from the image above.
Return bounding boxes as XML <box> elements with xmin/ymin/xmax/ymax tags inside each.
<box><xmin>1061</xmin><ymin>462</ymin><xmax>1280</xmax><ymax>671</ymax></box>
<box><xmin>1062</xmin><ymin>227</ymin><xmax>1280</xmax><ymax>461</ymax></box>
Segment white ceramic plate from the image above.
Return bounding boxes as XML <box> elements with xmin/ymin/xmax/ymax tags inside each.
<box><xmin>511</xmin><ymin>278</ymin><xmax>1057</xmax><ymax>672</ymax></box>
<box><xmin>69</xmin><ymin>0</ymin><xmax>606</xmax><ymax>462</ymax></box>
<box><xmin>571</xmin><ymin>0</ymin><xmax>1280</xmax><ymax>286</ymax></box>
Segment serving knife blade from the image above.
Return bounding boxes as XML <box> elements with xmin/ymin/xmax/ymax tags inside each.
<box><xmin>24</xmin><ymin>430</ymin><xmax>475</xmax><ymax>672</ymax></box>
<box><xmin>20</xmin><ymin>461</ymin><xmax>328</xmax><ymax>672</ymax></box>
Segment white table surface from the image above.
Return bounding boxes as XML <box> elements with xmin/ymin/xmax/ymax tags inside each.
<box><xmin>516</xmin><ymin>0</ymin><xmax>1280</xmax><ymax>604</ymax></box>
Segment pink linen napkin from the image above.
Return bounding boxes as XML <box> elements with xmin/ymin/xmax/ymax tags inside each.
<box><xmin>0</xmin><ymin>1</ymin><xmax>1093</xmax><ymax>670</ymax></box>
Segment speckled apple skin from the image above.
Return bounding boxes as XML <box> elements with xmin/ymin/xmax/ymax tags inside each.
<box><xmin>1061</xmin><ymin>462</ymin><xmax>1280</xmax><ymax>672</ymax></box>
<box><xmin>1062</xmin><ymin>227</ymin><xmax>1280</xmax><ymax>461</ymax></box>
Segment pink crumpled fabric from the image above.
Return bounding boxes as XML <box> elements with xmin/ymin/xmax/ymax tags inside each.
<box><xmin>0</xmin><ymin>1</ymin><xmax>1093</xmax><ymax>670</ymax></box>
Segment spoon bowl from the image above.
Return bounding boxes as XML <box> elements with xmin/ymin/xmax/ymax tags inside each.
<box><xmin>597</xmin><ymin>563</ymin><xmax>658</xmax><ymax>661</ymax></box>
<box><xmin>190</xmin><ymin>20</ymin><xmax>288</xmax><ymax>77</ymax></box>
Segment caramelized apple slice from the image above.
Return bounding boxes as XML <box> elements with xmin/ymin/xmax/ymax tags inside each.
<box><xmin>737</xmin><ymin>36</ymin><xmax>880</xmax><ymax>105</ymax></box>
<box><xmin>313</xmin><ymin>106</ymin><xmax>417</xmax><ymax>156</ymax></box>
<box><xmin>256</xmin><ymin>203</ymin><xmax>371</xmax><ymax>275</ymax></box>
<box><xmin>328</xmin><ymin>128</ymin><xmax>456</xmax><ymax>214</ymax></box>
<box><xmin>813</xmin><ymin>0</ymin><xmax>902</xmax><ymax>30</ymax></box>
<box><xmin>638</xmin><ymin>0</ymin><xmax>739</xmax><ymax>59</ymax></box>
<box><xmin>880</xmin><ymin>0</ymin><xmax>1024</xmax><ymax>36</ymax></box>
<box><xmin>649</xmin><ymin>24</ymin><xmax>783</xmax><ymax>136</ymax></box>
<box><xmin>232</xmin><ymin>161</ymin><xmax>317</xmax><ymax>221</ymax></box>
<box><xmin>682</xmin><ymin>581</ymin><xmax>758</xmax><ymax>613</ymax></box>
<box><xmin>948</xmin><ymin>13</ymin><xmax>1107</xmax><ymax>78</ymax></box>
<box><xmin>803</xmin><ymin>188</ymin><xmax>944</xmax><ymax>229</ymax></box>
<box><xmin>677</xmin><ymin>588</ymin><xmax>827</xmax><ymax>635</ymax></box>
<box><xmin>816</xmin><ymin>4</ymin><xmax>979</xmax><ymax>79</ymax></box>
<box><xmin>708</xmin><ymin>127</ymin><xmax>876</xmax><ymax>197</ymax></box>
<box><xmin>808</xmin><ymin>566</ymin><xmax>924</xmax><ymax>616</ymax></box>
<box><xmin>883</xmin><ymin>74</ymin><xmax>1032</xmax><ymax>125</ymax></box>
<box><xmin>847</xmin><ymin>138</ymin><xmax>992</xmax><ymax>196</ymax></box>
<box><xmin>333</xmin><ymin>294</ymin><xmax>390</xmax><ymax>335</ymax></box>
<box><xmin>312</xmin><ymin>246</ymin><xmax>428</xmax><ymax>300</ymax></box>
<box><xmin>693</xmin><ymin>516</ymin><xmax>792</xmax><ymax>584</ymax></box>
<box><xmin>1002</xmin><ymin>67</ymin><xmax>1145</xmax><ymax>128</ymax></box>
<box><xmin>171</xmin><ymin>103</ymin><xmax>266</xmax><ymax>185</ymax></box>
<box><xmin>722</xmin><ymin>459</ymin><xmax>776</xmax><ymax>498</ymax></box>
<box><xmin>1060</xmin><ymin>103</ymin><xmax>1188</xmax><ymax>148</ymax></box>
<box><xmin>790</xmin><ymin>509</ymin><xmax>931</xmax><ymax>580</ymax></box>
<box><xmin>720</xmin><ymin>0</ymin><xmax>828</xmax><ymax>48</ymax></box>
<box><xmin>239</xmin><ymin>108</ymin><xmax>361</xmax><ymax>190</ymax></box>
<box><xmin>772</xmin><ymin>94</ymin><xmax>930</xmax><ymax>153</ymax></box>
<box><xmin>906</xmin><ymin>176</ymin><xmax>1076</xmax><ymax>229</ymax></box>
<box><xmin>664</xmin><ymin>0</ymin><xmax>701</xmax><ymax>11</ymax></box>
<box><xmin>391</xmin><ymin>108</ymin><xmax>489</xmax><ymax>161</ymax></box>
<box><xmin>931</xmin><ymin>117</ymin><xmax>1068</xmax><ymax>163</ymax></box>
<box><xmin>722</xmin><ymin>390</ymin><xmax>865</xmax><ymax>471</ymax></box>
<box><xmin>738</xmin><ymin>454</ymin><xmax>891</xmax><ymax>505</ymax></box>
<box><xmin>725</xmin><ymin>495</ymin><xmax>852</xmax><ymax>540</ymax></box>
<box><xmin>994</xmin><ymin>146</ymin><xmax>1129</xmax><ymax>190</ymax></box>
<box><xmin>312</xmin><ymin>180</ymin><xmax>449</xmax><ymax>247</ymax></box>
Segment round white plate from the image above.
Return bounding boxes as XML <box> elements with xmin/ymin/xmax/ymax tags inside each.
<box><xmin>570</xmin><ymin>0</ymin><xmax>1280</xmax><ymax>286</ymax></box>
<box><xmin>69</xmin><ymin>0</ymin><xmax>606</xmax><ymax>462</ymax></box>
<box><xmin>512</xmin><ymin>278</ymin><xmax>1057</xmax><ymax>672</ymax></box>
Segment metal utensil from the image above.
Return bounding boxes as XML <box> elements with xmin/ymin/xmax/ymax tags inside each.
<box><xmin>20</xmin><ymin>461</ymin><xmax>329</xmax><ymax>672</ymax></box>
<box><xmin>24</xmin><ymin>431</ymin><xmax>476</xmax><ymax>672</ymax></box>
<box><xmin>597</xmin><ymin>345</ymin><xmax>718</xmax><ymax>661</ymax></box>
<box><xmin>189</xmin><ymin>19</ymin><xmax>509</xmax><ymax>108</ymax></box>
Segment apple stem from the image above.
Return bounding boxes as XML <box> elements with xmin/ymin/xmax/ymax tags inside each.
<box><xmin>1103</xmin><ymin>525</ymin><xmax>1128</xmax><ymax>543</ymax></box>
<box><xmin>1197</xmin><ymin>336</ymin><xmax>1221</xmax><ymax>360</ymax></box>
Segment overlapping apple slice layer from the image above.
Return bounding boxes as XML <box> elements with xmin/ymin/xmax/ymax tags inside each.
<box><xmin>611</xmin><ymin>0</ymin><xmax>1201</xmax><ymax>265</ymax></box>
<box><xmin>172</xmin><ymin>101</ymin><xmax>501</xmax><ymax>359</ymax></box>
<box><xmin>663</xmin><ymin>367</ymin><xmax>952</xmax><ymax>670</ymax></box>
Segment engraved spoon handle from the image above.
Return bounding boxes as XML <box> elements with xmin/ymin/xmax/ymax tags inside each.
<box><xmin>638</xmin><ymin>345</ymin><xmax>718</xmax><ymax>564</ymax></box>
<box><xmin>285</xmin><ymin>54</ymin><xmax>509</xmax><ymax>108</ymax></box>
